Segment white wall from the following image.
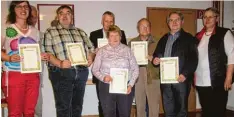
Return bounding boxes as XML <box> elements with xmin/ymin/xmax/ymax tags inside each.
<box><xmin>29</xmin><ymin>1</ymin><xmax>211</xmax><ymax>38</ymax></box>
<box><xmin>224</xmin><ymin>1</ymin><xmax>234</xmax><ymax>111</ymax></box>
<box><xmin>2</xmin><ymin>0</ymin><xmax>234</xmax><ymax>115</ymax></box>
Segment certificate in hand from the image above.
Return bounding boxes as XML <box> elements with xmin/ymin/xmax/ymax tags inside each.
<box><xmin>131</xmin><ymin>41</ymin><xmax>148</xmax><ymax>65</ymax></box>
<box><xmin>109</xmin><ymin>68</ymin><xmax>128</xmax><ymax>94</ymax></box>
<box><xmin>66</xmin><ymin>43</ymin><xmax>88</xmax><ymax>66</ymax></box>
<box><xmin>98</xmin><ymin>38</ymin><xmax>108</xmax><ymax>48</ymax></box>
<box><xmin>160</xmin><ymin>57</ymin><xmax>179</xmax><ymax>84</ymax></box>
<box><xmin>19</xmin><ymin>44</ymin><xmax>42</xmax><ymax>73</ymax></box>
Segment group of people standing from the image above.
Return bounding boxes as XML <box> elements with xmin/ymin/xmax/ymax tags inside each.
<box><xmin>1</xmin><ymin>1</ymin><xmax>234</xmax><ymax>117</ymax></box>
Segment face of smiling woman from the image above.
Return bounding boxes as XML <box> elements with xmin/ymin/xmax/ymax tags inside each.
<box><xmin>14</xmin><ymin>2</ymin><xmax>30</xmax><ymax>21</ymax></box>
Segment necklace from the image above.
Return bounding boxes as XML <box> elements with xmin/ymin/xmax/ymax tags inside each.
<box><xmin>205</xmin><ymin>32</ymin><xmax>212</xmax><ymax>36</ymax></box>
<box><xmin>14</xmin><ymin>23</ymin><xmax>29</xmax><ymax>31</ymax></box>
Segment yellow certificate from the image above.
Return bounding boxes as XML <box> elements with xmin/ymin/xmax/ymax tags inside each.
<box><xmin>66</xmin><ymin>43</ymin><xmax>88</xmax><ymax>66</ymax></box>
<box><xmin>109</xmin><ymin>68</ymin><xmax>128</xmax><ymax>94</ymax></box>
<box><xmin>98</xmin><ymin>38</ymin><xmax>108</xmax><ymax>48</ymax></box>
<box><xmin>19</xmin><ymin>44</ymin><xmax>42</xmax><ymax>73</ymax></box>
<box><xmin>160</xmin><ymin>57</ymin><xmax>179</xmax><ymax>84</ymax></box>
<box><xmin>131</xmin><ymin>41</ymin><xmax>148</xmax><ymax>65</ymax></box>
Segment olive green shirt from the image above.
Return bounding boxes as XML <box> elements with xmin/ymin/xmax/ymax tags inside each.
<box><xmin>128</xmin><ymin>35</ymin><xmax>160</xmax><ymax>84</ymax></box>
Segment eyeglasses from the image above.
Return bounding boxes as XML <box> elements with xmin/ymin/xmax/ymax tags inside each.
<box><xmin>139</xmin><ymin>25</ymin><xmax>150</xmax><ymax>30</ymax></box>
<box><xmin>168</xmin><ymin>18</ymin><xmax>181</xmax><ymax>23</ymax></box>
<box><xmin>15</xmin><ymin>5</ymin><xmax>29</xmax><ymax>10</ymax></box>
<box><xmin>203</xmin><ymin>16</ymin><xmax>217</xmax><ymax>20</ymax></box>
<box><xmin>59</xmin><ymin>12</ymin><xmax>72</xmax><ymax>16</ymax></box>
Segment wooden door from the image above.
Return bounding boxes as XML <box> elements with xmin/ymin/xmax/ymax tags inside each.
<box><xmin>147</xmin><ymin>7</ymin><xmax>197</xmax><ymax>113</ymax></box>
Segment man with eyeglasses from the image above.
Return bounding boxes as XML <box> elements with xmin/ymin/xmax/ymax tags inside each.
<box><xmin>41</xmin><ymin>5</ymin><xmax>95</xmax><ymax>117</ymax></box>
<box><xmin>152</xmin><ymin>11</ymin><xmax>198</xmax><ymax>117</ymax></box>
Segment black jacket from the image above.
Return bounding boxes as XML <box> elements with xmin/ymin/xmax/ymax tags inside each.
<box><xmin>90</xmin><ymin>28</ymin><xmax>127</xmax><ymax>83</ymax></box>
<box><xmin>153</xmin><ymin>29</ymin><xmax>198</xmax><ymax>82</ymax></box>
<box><xmin>90</xmin><ymin>29</ymin><xmax>127</xmax><ymax>48</ymax></box>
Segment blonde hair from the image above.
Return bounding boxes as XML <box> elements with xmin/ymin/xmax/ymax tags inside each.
<box><xmin>107</xmin><ymin>25</ymin><xmax>122</xmax><ymax>38</ymax></box>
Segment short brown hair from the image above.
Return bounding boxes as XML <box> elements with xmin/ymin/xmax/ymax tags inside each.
<box><xmin>107</xmin><ymin>25</ymin><xmax>122</xmax><ymax>38</ymax></box>
<box><xmin>56</xmin><ymin>5</ymin><xmax>73</xmax><ymax>15</ymax></box>
<box><xmin>166</xmin><ymin>11</ymin><xmax>184</xmax><ymax>23</ymax></box>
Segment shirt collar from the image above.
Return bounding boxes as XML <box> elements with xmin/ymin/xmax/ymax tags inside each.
<box><xmin>102</xmin><ymin>28</ymin><xmax>107</xmax><ymax>38</ymax></box>
<box><xmin>168</xmin><ymin>30</ymin><xmax>181</xmax><ymax>40</ymax></box>
<box><xmin>57</xmin><ymin>23</ymin><xmax>75</xmax><ymax>30</ymax></box>
<box><xmin>107</xmin><ymin>43</ymin><xmax>123</xmax><ymax>51</ymax></box>
<box><xmin>137</xmin><ymin>34</ymin><xmax>155</xmax><ymax>43</ymax></box>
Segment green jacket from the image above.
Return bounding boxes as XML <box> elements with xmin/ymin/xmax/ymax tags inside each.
<box><xmin>128</xmin><ymin>35</ymin><xmax>160</xmax><ymax>84</ymax></box>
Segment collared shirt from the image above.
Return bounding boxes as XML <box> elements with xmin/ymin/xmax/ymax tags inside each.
<box><xmin>195</xmin><ymin>30</ymin><xmax>234</xmax><ymax>86</ymax></box>
<box><xmin>92</xmin><ymin>43</ymin><xmax>139</xmax><ymax>87</ymax></box>
<box><xmin>102</xmin><ymin>29</ymin><xmax>107</xmax><ymax>38</ymax></box>
<box><xmin>164</xmin><ymin>31</ymin><xmax>180</xmax><ymax>57</ymax></box>
<box><xmin>41</xmin><ymin>23</ymin><xmax>94</xmax><ymax>62</ymax></box>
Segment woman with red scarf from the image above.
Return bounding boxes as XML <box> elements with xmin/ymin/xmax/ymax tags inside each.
<box><xmin>195</xmin><ymin>7</ymin><xmax>234</xmax><ymax>117</ymax></box>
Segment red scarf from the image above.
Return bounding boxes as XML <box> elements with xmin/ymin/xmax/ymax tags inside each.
<box><xmin>196</xmin><ymin>26</ymin><xmax>216</xmax><ymax>40</ymax></box>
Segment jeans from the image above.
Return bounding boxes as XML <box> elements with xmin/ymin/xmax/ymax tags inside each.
<box><xmin>49</xmin><ymin>66</ymin><xmax>88</xmax><ymax>117</ymax></box>
<box><xmin>161</xmin><ymin>82</ymin><xmax>191</xmax><ymax>117</ymax></box>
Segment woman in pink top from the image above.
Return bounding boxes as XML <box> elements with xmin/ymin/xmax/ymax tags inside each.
<box><xmin>92</xmin><ymin>25</ymin><xmax>139</xmax><ymax>117</ymax></box>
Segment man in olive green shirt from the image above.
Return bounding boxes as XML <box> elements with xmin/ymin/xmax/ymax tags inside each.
<box><xmin>128</xmin><ymin>18</ymin><xmax>161</xmax><ymax>117</ymax></box>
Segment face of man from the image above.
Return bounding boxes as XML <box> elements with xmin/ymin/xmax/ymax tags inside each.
<box><xmin>168</xmin><ymin>13</ymin><xmax>183</xmax><ymax>33</ymax></box>
<box><xmin>14</xmin><ymin>2</ymin><xmax>29</xmax><ymax>21</ymax></box>
<box><xmin>138</xmin><ymin>20</ymin><xmax>151</xmax><ymax>37</ymax></box>
<box><xmin>31</xmin><ymin>7</ymin><xmax>38</xmax><ymax>27</ymax></box>
<box><xmin>203</xmin><ymin>10</ymin><xmax>218</xmax><ymax>30</ymax></box>
<box><xmin>57</xmin><ymin>8</ymin><xmax>72</xmax><ymax>27</ymax></box>
<box><xmin>102</xmin><ymin>14</ymin><xmax>114</xmax><ymax>32</ymax></box>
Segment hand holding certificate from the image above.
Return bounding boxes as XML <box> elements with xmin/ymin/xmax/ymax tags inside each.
<box><xmin>98</xmin><ymin>38</ymin><xmax>108</xmax><ymax>48</ymax></box>
<box><xmin>109</xmin><ymin>68</ymin><xmax>128</xmax><ymax>94</ymax></box>
<box><xmin>131</xmin><ymin>41</ymin><xmax>148</xmax><ymax>65</ymax></box>
<box><xmin>19</xmin><ymin>44</ymin><xmax>42</xmax><ymax>73</ymax></box>
<box><xmin>160</xmin><ymin>57</ymin><xmax>179</xmax><ymax>84</ymax></box>
<box><xmin>66</xmin><ymin>43</ymin><xmax>88</xmax><ymax>66</ymax></box>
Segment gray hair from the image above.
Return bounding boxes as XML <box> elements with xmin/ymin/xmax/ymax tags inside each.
<box><xmin>204</xmin><ymin>7</ymin><xmax>220</xmax><ymax>17</ymax></box>
<box><xmin>166</xmin><ymin>11</ymin><xmax>184</xmax><ymax>23</ymax></box>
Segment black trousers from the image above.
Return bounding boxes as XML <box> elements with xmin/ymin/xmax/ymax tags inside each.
<box><xmin>161</xmin><ymin>82</ymin><xmax>191</xmax><ymax>117</ymax></box>
<box><xmin>95</xmin><ymin>80</ymin><xmax>122</xmax><ymax>117</ymax></box>
<box><xmin>98</xmin><ymin>81</ymin><xmax>134</xmax><ymax>117</ymax></box>
<box><xmin>196</xmin><ymin>86</ymin><xmax>228</xmax><ymax>117</ymax></box>
<box><xmin>49</xmin><ymin>67</ymin><xmax>88</xmax><ymax>117</ymax></box>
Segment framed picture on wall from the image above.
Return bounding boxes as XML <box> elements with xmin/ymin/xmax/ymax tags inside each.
<box><xmin>37</xmin><ymin>4</ymin><xmax>75</xmax><ymax>32</ymax></box>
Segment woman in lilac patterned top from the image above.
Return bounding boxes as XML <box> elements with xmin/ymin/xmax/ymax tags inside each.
<box><xmin>92</xmin><ymin>25</ymin><xmax>139</xmax><ymax>117</ymax></box>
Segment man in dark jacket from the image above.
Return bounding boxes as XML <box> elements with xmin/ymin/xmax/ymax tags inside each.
<box><xmin>90</xmin><ymin>11</ymin><xmax>127</xmax><ymax>117</ymax></box>
<box><xmin>152</xmin><ymin>11</ymin><xmax>198</xmax><ymax>117</ymax></box>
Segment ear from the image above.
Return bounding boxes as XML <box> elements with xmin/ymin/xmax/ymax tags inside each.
<box><xmin>181</xmin><ymin>20</ymin><xmax>184</xmax><ymax>25</ymax></box>
<box><xmin>216</xmin><ymin>16</ymin><xmax>220</xmax><ymax>22</ymax></box>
